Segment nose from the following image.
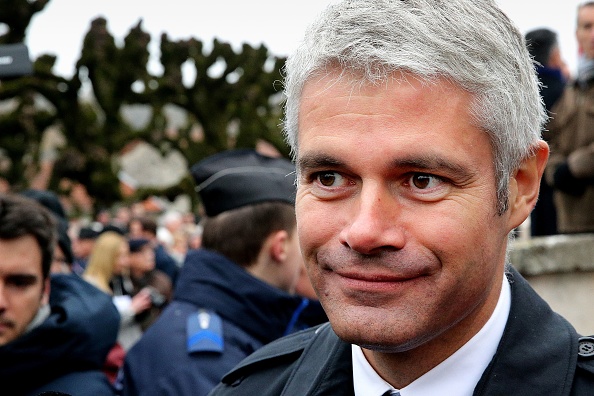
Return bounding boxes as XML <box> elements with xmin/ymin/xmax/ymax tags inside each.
<box><xmin>339</xmin><ymin>182</ymin><xmax>405</xmax><ymax>255</ymax></box>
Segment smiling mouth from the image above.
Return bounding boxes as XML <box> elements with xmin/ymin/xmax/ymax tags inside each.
<box><xmin>331</xmin><ymin>269</ymin><xmax>430</xmax><ymax>293</ymax></box>
<box><xmin>0</xmin><ymin>319</ymin><xmax>15</xmax><ymax>329</ymax></box>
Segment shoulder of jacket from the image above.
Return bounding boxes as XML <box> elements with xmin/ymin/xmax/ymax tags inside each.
<box><xmin>219</xmin><ymin>323</ymin><xmax>330</xmax><ymax>384</ymax></box>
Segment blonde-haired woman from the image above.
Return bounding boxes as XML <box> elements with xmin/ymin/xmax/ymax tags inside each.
<box><xmin>83</xmin><ymin>231</ymin><xmax>151</xmax><ymax>350</ymax></box>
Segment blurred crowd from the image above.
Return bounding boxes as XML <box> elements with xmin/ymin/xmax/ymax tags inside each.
<box><xmin>0</xmin><ymin>148</ymin><xmax>327</xmax><ymax>396</ymax></box>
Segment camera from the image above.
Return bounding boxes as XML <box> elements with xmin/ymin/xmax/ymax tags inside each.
<box><xmin>147</xmin><ymin>286</ymin><xmax>167</xmax><ymax>309</ymax></box>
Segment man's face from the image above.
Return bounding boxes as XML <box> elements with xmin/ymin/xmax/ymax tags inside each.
<box><xmin>72</xmin><ymin>238</ymin><xmax>95</xmax><ymax>259</ymax></box>
<box><xmin>577</xmin><ymin>5</ymin><xmax>594</xmax><ymax>59</ymax></box>
<box><xmin>0</xmin><ymin>235</ymin><xmax>49</xmax><ymax>345</ymax></box>
<box><xmin>129</xmin><ymin>245</ymin><xmax>155</xmax><ymax>277</ymax></box>
<box><xmin>295</xmin><ymin>72</ymin><xmax>517</xmax><ymax>354</ymax></box>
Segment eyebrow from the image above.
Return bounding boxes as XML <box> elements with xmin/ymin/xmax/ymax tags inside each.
<box><xmin>5</xmin><ymin>273</ymin><xmax>39</xmax><ymax>285</ymax></box>
<box><xmin>297</xmin><ymin>153</ymin><xmax>345</xmax><ymax>171</ymax></box>
<box><xmin>390</xmin><ymin>155</ymin><xmax>476</xmax><ymax>181</ymax></box>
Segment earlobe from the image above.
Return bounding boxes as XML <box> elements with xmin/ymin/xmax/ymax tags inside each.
<box><xmin>508</xmin><ymin>140</ymin><xmax>549</xmax><ymax>229</ymax></box>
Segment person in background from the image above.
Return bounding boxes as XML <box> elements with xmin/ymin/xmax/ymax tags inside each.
<box><xmin>126</xmin><ymin>237</ymin><xmax>172</xmax><ymax>332</ymax></box>
<box><xmin>0</xmin><ymin>193</ymin><xmax>119</xmax><ymax>395</ymax></box>
<box><xmin>156</xmin><ymin>210</ymin><xmax>190</xmax><ymax>266</ymax></box>
<box><xmin>95</xmin><ymin>207</ymin><xmax>112</xmax><ymax>226</ymax></box>
<box><xmin>120</xmin><ymin>149</ymin><xmax>327</xmax><ymax>396</ymax></box>
<box><xmin>524</xmin><ymin>28</ymin><xmax>568</xmax><ymax>236</ymax></box>
<box><xmin>83</xmin><ymin>232</ymin><xmax>152</xmax><ymax>351</ymax></box>
<box><xmin>208</xmin><ymin>1</ymin><xmax>594</xmax><ymax>395</ymax></box>
<box><xmin>83</xmin><ymin>231</ymin><xmax>153</xmax><ymax>383</ymax></box>
<box><xmin>545</xmin><ymin>2</ymin><xmax>594</xmax><ymax>234</ymax></box>
<box><xmin>128</xmin><ymin>216</ymin><xmax>179</xmax><ymax>285</ymax></box>
<box><xmin>71</xmin><ymin>222</ymin><xmax>103</xmax><ymax>274</ymax></box>
<box><xmin>20</xmin><ymin>189</ymin><xmax>75</xmax><ymax>274</ymax></box>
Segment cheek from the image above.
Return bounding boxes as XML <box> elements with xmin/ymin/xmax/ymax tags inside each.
<box><xmin>296</xmin><ymin>201</ymin><xmax>337</xmax><ymax>257</ymax></box>
<box><xmin>15</xmin><ymin>289</ymin><xmax>44</xmax><ymax>324</ymax></box>
<box><xmin>423</xmin><ymin>206</ymin><xmax>507</xmax><ymax>282</ymax></box>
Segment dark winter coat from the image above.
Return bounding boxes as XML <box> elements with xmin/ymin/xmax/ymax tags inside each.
<box><xmin>531</xmin><ymin>65</ymin><xmax>565</xmax><ymax>236</ymax></box>
<box><xmin>0</xmin><ymin>274</ymin><xmax>120</xmax><ymax>396</ymax></box>
<box><xmin>209</xmin><ymin>267</ymin><xmax>594</xmax><ymax>395</ymax></box>
<box><xmin>121</xmin><ymin>249</ymin><xmax>327</xmax><ymax>396</ymax></box>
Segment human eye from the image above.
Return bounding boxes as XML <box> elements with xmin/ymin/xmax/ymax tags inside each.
<box><xmin>403</xmin><ymin>173</ymin><xmax>449</xmax><ymax>200</ymax></box>
<box><xmin>300</xmin><ymin>170</ymin><xmax>354</xmax><ymax>199</ymax></box>
<box><xmin>409</xmin><ymin>173</ymin><xmax>443</xmax><ymax>190</ymax></box>
<box><xmin>315</xmin><ymin>171</ymin><xmax>346</xmax><ymax>188</ymax></box>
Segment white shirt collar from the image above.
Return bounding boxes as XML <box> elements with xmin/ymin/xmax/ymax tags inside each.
<box><xmin>353</xmin><ymin>275</ymin><xmax>511</xmax><ymax>396</ymax></box>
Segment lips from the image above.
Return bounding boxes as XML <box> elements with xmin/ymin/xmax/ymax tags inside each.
<box><xmin>316</xmin><ymin>246</ymin><xmax>439</xmax><ymax>281</ymax></box>
<box><xmin>335</xmin><ymin>271</ymin><xmax>425</xmax><ymax>283</ymax></box>
<box><xmin>0</xmin><ymin>320</ymin><xmax>15</xmax><ymax>332</ymax></box>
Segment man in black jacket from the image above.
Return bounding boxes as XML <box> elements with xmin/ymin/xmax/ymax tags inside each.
<box><xmin>0</xmin><ymin>193</ymin><xmax>120</xmax><ymax>395</ymax></box>
<box><xmin>209</xmin><ymin>0</ymin><xmax>594</xmax><ymax>395</ymax></box>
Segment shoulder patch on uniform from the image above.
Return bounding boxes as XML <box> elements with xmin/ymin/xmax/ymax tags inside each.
<box><xmin>187</xmin><ymin>309</ymin><xmax>224</xmax><ymax>354</ymax></box>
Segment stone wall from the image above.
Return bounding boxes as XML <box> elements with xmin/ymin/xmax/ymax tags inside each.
<box><xmin>510</xmin><ymin>233</ymin><xmax>594</xmax><ymax>335</ymax></box>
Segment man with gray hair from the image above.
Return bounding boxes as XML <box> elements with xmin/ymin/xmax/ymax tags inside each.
<box><xmin>209</xmin><ymin>0</ymin><xmax>594</xmax><ymax>395</ymax></box>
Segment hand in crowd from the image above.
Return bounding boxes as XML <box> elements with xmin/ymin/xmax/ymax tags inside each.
<box><xmin>130</xmin><ymin>288</ymin><xmax>152</xmax><ymax>314</ymax></box>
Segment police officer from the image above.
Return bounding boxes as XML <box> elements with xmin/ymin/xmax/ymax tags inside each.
<box><xmin>120</xmin><ymin>149</ymin><xmax>327</xmax><ymax>396</ymax></box>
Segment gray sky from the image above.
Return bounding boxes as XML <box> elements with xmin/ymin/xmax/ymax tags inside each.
<box><xmin>24</xmin><ymin>0</ymin><xmax>585</xmax><ymax>78</ymax></box>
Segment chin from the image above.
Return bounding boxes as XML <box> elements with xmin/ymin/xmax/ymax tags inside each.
<box><xmin>325</xmin><ymin>301</ymin><xmax>440</xmax><ymax>354</ymax></box>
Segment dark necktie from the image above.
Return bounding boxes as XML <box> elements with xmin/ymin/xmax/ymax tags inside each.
<box><xmin>381</xmin><ymin>390</ymin><xmax>400</xmax><ymax>396</ymax></box>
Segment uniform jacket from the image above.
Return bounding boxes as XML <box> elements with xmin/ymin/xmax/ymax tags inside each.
<box><xmin>209</xmin><ymin>267</ymin><xmax>594</xmax><ymax>395</ymax></box>
<box><xmin>545</xmin><ymin>79</ymin><xmax>594</xmax><ymax>233</ymax></box>
<box><xmin>0</xmin><ymin>274</ymin><xmax>120</xmax><ymax>396</ymax></box>
<box><xmin>121</xmin><ymin>249</ymin><xmax>328</xmax><ymax>396</ymax></box>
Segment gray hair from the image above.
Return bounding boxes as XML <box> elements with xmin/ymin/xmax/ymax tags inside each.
<box><xmin>282</xmin><ymin>0</ymin><xmax>546</xmax><ymax>214</ymax></box>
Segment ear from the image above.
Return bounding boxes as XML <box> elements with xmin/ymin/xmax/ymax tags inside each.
<box><xmin>268</xmin><ymin>230</ymin><xmax>290</xmax><ymax>264</ymax></box>
<box><xmin>507</xmin><ymin>140</ymin><xmax>549</xmax><ymax>230</ymax></box>
<box><xmin>42</xmin><ymin>277</ymin><xmax>51</xmax><ymax>305</ymax></box>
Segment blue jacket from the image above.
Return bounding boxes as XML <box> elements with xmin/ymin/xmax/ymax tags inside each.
<box><xmin>0</xmin><ymin>274</ymin><xmax>120</xmax><ymax>395</ymax></box>
<box><xmin>154</xmin><ymin>244</ymin><xmax>179</xmax><ymax>285</ymax></box>
<box><xmin>121</xmin><ymin>249</ymin><xmax>327</xmax><ymax>396</ymax></box>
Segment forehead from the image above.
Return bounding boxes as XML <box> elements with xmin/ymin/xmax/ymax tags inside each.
<box><xmin>578</xmin><ymin>5</ymin><xmax>594</xmax><ymax>25</ymax></box>
<box><xmin>299</xmin><ymin>72</ymin><xmax>477</xmax><ymax>138</ymax></box>
<box><xmin>301</xmin><ymin>70</ymin><xmax>470</xmax><ymax>113</ymax></box>
<box><xmin>296</xmin><ymin>71</ymin><xmax>494</xmax><ymax>174</ymax></box>
<box><xmin>0</xmin><ymin>235</ymin><xmax>43</xmax><ymax>277</ymax></box>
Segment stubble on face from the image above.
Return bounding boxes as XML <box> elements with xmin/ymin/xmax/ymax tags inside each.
<box><xmin>0</xmin><ymin>235</ymin><xmax>46</xmax><ymax>346</ymax></box>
